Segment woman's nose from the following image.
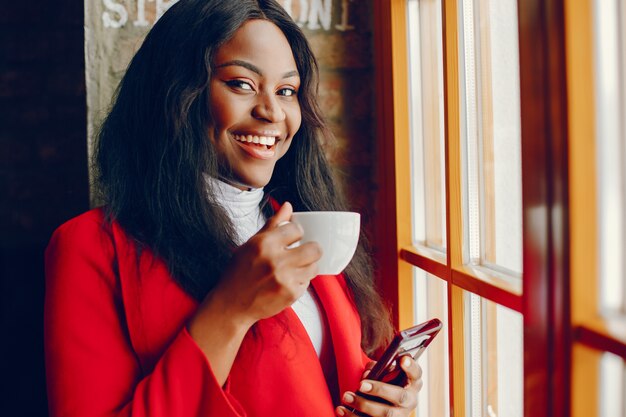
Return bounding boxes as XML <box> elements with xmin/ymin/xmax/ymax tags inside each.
<box><xmin>252</xmin><ymin>93</ymin><xmax>286</xmax><ymax>123</ymax></box>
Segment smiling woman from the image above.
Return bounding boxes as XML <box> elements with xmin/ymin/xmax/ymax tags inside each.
<box><xmin>209</xmin><ymin>19</ymin><xmax>302</xmax><ymax>189</ymax></box>
<box><xmin>43</xmin><ymin>1</ymin><xmax>420</xmax><ymax>417</ymax></box>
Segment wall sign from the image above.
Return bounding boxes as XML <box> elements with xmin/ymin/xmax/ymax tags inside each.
<box><xmin>102</xmin><ymin>0</ymin><xmax>356</xmax><ymax>31</ymax></box>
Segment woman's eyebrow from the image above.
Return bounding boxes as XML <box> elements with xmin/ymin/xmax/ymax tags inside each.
<box><xmin>215</xmin><ymin>60</ymin><xmax>299</xmax><ymax>79</ymax></box>
<box><xmin>282</xmin><ymin>70</ymin><xmax>299</xmax><ymax>79</ymax></box>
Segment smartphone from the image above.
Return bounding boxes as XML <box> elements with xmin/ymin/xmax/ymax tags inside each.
<box><xmin>349</xmin><ymin>318</ymin><xmax>442</xmax><ymax>415</ymax></box>
<box><xmin>366</xmin><ymin>318</ymin><xmax>443</xmax><ymax>387</ymax></box>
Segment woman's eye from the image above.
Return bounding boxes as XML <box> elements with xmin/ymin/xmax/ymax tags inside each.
<box><xmin>277</xmin><ymin>88</ymin><xmax>297</xmax><ymax>97</ymax></box>
<box><xmin>226</xmin><ymin>80</ymin><xmax>253</xmax><ymax>91</ymax></box>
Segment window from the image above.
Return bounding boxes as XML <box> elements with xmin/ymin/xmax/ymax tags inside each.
<box><xmin>600</xmin><ymin>352</ymin><xmax>626</xmax><ymax>416</ymax></box>
<box><xmin>465</xmin><ymin>295</ymin><xmax>523</xmax><ymax>417</ymax></box>
<box><xmin>595</xmin><ymin>0</ymin><xmax>626</xmax><ymax>317</ymax></box>
<box><xmin>458</xmin><ymin>0</ymin><xmax>522</xmax><ymax>276</ymax></box>
<box><xmin>407</xmin><ymin>0</ymin><xmax>446</xmax><ymax>254</ymax></box>
<box><xmin>375</xmin><ymin>0</ymin><xmax>626</xmax><ymax>415</ymax></box>
<box><xmin>414</xmin><ymin>268</ymin><xmax>450</xmax><ymax>417</ymax></box>
<box><xmin>568</xmin><ymin>0</ymin><xmax>626</xmax><ymax>415</ymax></box>
<box><xmin>374</xmin><ymin>0</ymin><xmax>525</xmax><ymax>416</ymax></box>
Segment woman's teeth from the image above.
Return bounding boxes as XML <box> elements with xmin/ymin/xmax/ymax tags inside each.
<box><xmin>233</xmin><ymin>134</ymin><xmax>276</xmax><ymax>147</ymax></box>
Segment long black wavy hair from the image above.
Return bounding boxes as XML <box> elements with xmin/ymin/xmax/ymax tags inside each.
<box><xmin>94</xmin><ymin>0</ymin><xmax>392</xmax><ymax>354</ymax></box>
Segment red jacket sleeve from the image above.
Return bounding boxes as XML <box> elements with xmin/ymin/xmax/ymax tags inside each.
<box><xmin>44</xmin><ymin>215</ymin><xmax>246</xmax><ymax>417</ymax></box>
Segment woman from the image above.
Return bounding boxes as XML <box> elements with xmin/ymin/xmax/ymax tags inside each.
<box><xmin>44</xmin><ymin>0</ymin><xmax>423</xmax><ymax>416</ymax></box>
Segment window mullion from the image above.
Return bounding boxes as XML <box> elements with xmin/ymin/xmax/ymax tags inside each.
<box><xmin>372</xmin><ymin>0</ymin><xmax>414</xmax><ymax>330</ymax></box>
<box><xmin>565</xmin><ymin>0</ymin><xmax>599</xmax><ymax>415</ymax></box>
<box><xmin>443</xmin><ymin>0</ymin><xmax>467</xmax><ymax>416</ymax></box>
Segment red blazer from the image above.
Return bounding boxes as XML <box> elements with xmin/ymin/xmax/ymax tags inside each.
<box><xmin>44</xmin><ymin>209</ymin><xmax>370</xmax><ymax>417</ymax></box>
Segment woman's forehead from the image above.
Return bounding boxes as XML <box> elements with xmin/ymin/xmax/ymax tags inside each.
<box><xmin>212</xmin><ymin>19</ymin><xmax>298</xmax><ymax>76</ymax></box>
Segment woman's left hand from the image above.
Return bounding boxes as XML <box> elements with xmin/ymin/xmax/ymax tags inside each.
<box><xmin>336</xmin><ymin>356</ymin><xmax>423</xmax><ymax>417</ymax></box>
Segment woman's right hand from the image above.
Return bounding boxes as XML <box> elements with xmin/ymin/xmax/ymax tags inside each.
<box><xmin>212</xmin><ymin>201</ymin><xmax>322</xmax><ymax>325</ymax></box>
<box><xmin>187</xmin><ymin>202</ymin><xmax>322</xmax><ymax>385</ymax></box>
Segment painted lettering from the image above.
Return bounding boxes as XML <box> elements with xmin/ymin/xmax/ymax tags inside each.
<box><xmin>134</xmin><ymin>0</ymin><xmax>149</xmax><ymax>27</ymax></box>
<box><xmin>307</xmin><ymin>0</ymin><xmax>331</xmax><ymax>31</ymax></box>
<box><xmin>102</xmin><ymin>0</ymin><xmax>128</xmax><ymax>28</ymax></box>
<box><xmin>335</xmin><ymin>0</ymin><xmax>354</xmax><ymax>31</ymax></box>
<box><xmin>281</xmin><ymin>0</ymin><xmax>310</xmax><ymax>27</ymax></box>
<box><xmin>298</xmin><ymin>0</ymin><xmax>309</xmax><ymax>27</ymax></box>
<box><xmin>103</xmin><ymin>0</ymin><xmax>353</xmax><ymax>31</ymax></box>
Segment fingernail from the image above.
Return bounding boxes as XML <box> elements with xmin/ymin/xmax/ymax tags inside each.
<box><xmin>402</xmin><ymin>356</ymin><xmax>412</xmax><ymax>368</ymax></box>
<box><xmin>336</xmin><ymin>407</ymin><xmax>345</xmax><ymax>416</ymax></box>
<box><xmin>343</xmin><ymin>392</ymin><xmax>355</xmax><ymax>404</ymax></box>
<box><xmin>360</xmin><ymin>381</ymin><xmax>373</xmax><ymax>393</ymax></box>
<box><xmin>362</xmin><ymin>369</ymin><xmax>371</xmax><ymax>378</ymax></box>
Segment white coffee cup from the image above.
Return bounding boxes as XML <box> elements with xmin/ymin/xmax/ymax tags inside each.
<box><xmin>289</xmin><ymin>211</ymin><xmax>360</xmax><ymax>275</ymax></box>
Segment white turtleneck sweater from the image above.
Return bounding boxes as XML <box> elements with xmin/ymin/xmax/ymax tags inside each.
<box><xmin>206</xmin><ymin>176</ymin><xmax>329</xmax><ymax>359</ymax></box>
